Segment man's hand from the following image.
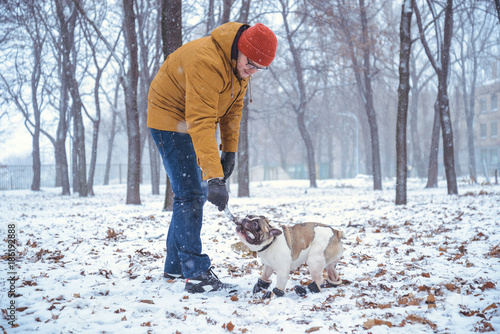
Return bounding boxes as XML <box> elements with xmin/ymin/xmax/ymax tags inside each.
<box><xmin>220</xmin><ymin>152</ymin><xmax>236</xmax><ymax>180</ymax></box>
<box><xmin>207</xmin><ymin>178</ymin><xmax>229</xmax><ymax>211</ymax></box>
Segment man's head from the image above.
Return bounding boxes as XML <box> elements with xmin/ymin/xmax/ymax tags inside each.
<box><xmin>236</xmin><ymin>23</ymin><xmax>277</xmax><ymax>78</ymax></box>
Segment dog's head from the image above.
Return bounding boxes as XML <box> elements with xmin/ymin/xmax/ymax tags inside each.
<box><xmin>235</xmin><ymin>215</ymin><xmax>282</xmax><ymax>247</ymax></box>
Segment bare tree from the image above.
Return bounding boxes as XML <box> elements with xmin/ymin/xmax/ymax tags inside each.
<box><xmin>103</xmin><ymin>80</ymin><xmax>122</xmax><ymax>185</ymax></box>
<box><xmin>414</xmin><ymin>0</ymin><xmax>458</xmax><ymax>195</ymax></box>
<box><xmin>278</xmin><ymin>0</ymin><xmax>318</xmax><ymax>188</ymax></box>
<box><xmin>0</xmin><ymin>2</ymin><xmax>46</xmax><ymax>191</ymax></box>
<box><xmin>56</xmin><ymin>0</ymin><xmax>89</xmax><ymax>197</ymax></box>
<box><xmin>122</xmin><ymin>0</ymin><xmax>141</xmax><ymax>204</ymax></box>
<box><xmin>74</xmin><ymin>0</ymin><xmax>142</xmax><ymax>204</ymax></box>
<box><xmin>81</xmin><ymin>13</ymin><xmax>118</xmax><ymax>196</ymax></box>
<box><xmin>409</xmin><ymin>49</ymin><xmax>433</xmax><ymax>178</ymax></box>
<box><xmin>161</xmin><ymin>0</ymin><xmax>182</xmax><ymax>210</ymax></box>
<box><xmin>495</xmin><ymin>0</ymin><xmax>500</xmax><ymax>23</ymax></box>
<box><xmin>309</xmin><ymin>0</ymin><xmax>383</xmax><ymax>190</ymax></box>
<box><xmin>396</xmin><ymin>0</ymin><xmax>414</xmax><ymax>205</ymax></box>
<box><xmin>237</xmin><ymin>0</ymin><xmax>251</xmax><ymax>197</ymax></box>
<box><xmin>453</xmin><ymin>0</ymin><xmax>497</xmax><ymax>183</ymax></box>
<box><xmin>136</xmin><ymin>0</ymin><xmax>162</xmax><ymax>195</ymax></box>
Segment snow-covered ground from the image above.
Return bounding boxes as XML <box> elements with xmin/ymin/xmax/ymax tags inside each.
<box><xmin>1</xmin><ymin>178</ymin><xmax>499</xmax><ymax>333</ymax></box>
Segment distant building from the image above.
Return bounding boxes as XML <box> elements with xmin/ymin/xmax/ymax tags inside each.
<box><xmin>475</xmin><ymin>73</ymin><xmax>500</xmax><ymax>178</ymax></box>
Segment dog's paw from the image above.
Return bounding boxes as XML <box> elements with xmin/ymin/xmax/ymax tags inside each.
<box><xmin>253</xmin><ymin>278</ymin><xmax>271</xmax><ymax>294</ymax></box>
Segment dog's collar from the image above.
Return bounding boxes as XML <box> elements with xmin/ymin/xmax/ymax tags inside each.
<box><xmin>257</xmin><ymin>237</ymin><xmax>275</xmax><ymax>253</ymax></box>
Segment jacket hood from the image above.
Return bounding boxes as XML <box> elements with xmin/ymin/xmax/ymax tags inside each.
<box><xmin>211</xmin><ymin>22</ymin><xmax>250</xmax><ymax>66</ymax></box>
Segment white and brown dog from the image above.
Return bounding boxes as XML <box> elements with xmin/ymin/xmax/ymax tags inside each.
<box><xmin>235</xmin><ymin>215</ymin><xmax>344</xmax><ymax>298</ymax></box>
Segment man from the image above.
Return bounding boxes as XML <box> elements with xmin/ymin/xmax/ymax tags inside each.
<box><xmin>147</xmin><ymin>22</ymin><xmax>277</xmax><ymax>293</ymax></box>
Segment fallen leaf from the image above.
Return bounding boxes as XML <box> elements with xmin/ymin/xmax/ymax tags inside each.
<box><xmin>422</xmin><ymin>273</ymin><xmax>430</xmax><ymax>278</ymax></box>
<box><xmin>305</xmin><ymin>327</ymin><xmax>322</xmax><ymax>333</ymax></box>
<box><xmin>194</xmin><ymin>308</ymin><xmax>207</xmax><ymax>315</ymax></box>
<box><xmin>223</xmin><ymin>322</ymin><xmax>235</xmax><ymax>331</ymax></box>
<box><xmin>483</xmin><ymin>303</ymin><xmax>498</xmax><ymax>313</ymax></box>
<box><xmin>480</xmin><ymin>282</ymin><xmax>495</xmax><ymax>291</ymax></box>
<box><xmin>406</xmin><ymin>314</ymin><xmax>437</xmax><ymax>329</ymax></box>
<box><xmin>363</xmin><ymin>319</ymin><xmax>392</xmax><ymax>329</ymax></box>
<box><xmin>377</xmin><ymin>303</ymin><xmax>392</xmax><ymax>309</ymax></box>
<box><xmin>230</xmin><ymin>295</ymin><xmax>239</xmax><ymax>301</ymax></box>
<box><xmin>139</xmin><ymin>300</ymin><xmax>154</xmax><ymax>304</ymax></box>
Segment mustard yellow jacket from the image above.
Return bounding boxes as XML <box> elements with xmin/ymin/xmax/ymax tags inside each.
<box><xmin>147</xmin><ymin>22</ymin><xmax>249</xmax><ymax>180</ymax></box>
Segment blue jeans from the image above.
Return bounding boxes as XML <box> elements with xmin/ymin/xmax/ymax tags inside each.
<box><xmin>149</xmin><ymin>128</ymin><xmax>211</xmax><ymax>278</ymax></box>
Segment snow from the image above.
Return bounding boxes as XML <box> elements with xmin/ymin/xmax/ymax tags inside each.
<box><xmin>2</xmin><ymin>178</ymin><xmax>499</xmax><ymax>333</ymax></box>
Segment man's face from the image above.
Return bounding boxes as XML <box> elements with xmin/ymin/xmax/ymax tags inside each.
<box><xmin>236</xmin><ymin>51</ymin><xmax>266</xmax><ymax>79</ymax></box>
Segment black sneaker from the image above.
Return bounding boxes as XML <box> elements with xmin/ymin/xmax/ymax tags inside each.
<box><xmin>185</xmin><ymin>267</ymin><xmax>237</xmax><ymax>293</ymax></box>
<box><xmin>164</xmin><ymin>273</ymin><xmax>185</xmax><ymax>280</ymax></box>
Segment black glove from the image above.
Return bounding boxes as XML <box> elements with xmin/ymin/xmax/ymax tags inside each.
<box><xmin>220</xmin><ymin>151</ymin><xmax>236</xmax><ymax>180</ymax></box>
<box><xmin>207</xmin><ymin>178</ymin><xmax>229</xmax><ymax>211</ymax></box>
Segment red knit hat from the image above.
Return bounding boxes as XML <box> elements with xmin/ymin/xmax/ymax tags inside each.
<box><xmin>237</xmin><ymin>23</ymin><xmax>277</xmax><ymax>67</ymax></box>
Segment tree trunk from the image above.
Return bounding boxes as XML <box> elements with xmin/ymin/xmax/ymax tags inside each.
<box><xmin>222</xmin><ymin>0</ymin><xmax>233</xmax><ymax>23</ymax></box>
<box><xmin>160</xmin><ymin>0</ymin><xmax>182</xmax><ymax>209</ymax></box>
<box><xmin>55</xmin><ymin>46</ymin><xmax>70</xmax><ymax>195</ymax></box>
<box><xmin>409</xmin><ymin>55</ymin><xmax>426</xmax><ymax>178</ymax></box>
<box><xmin>123</xmin><ymin>0</ymin><xmax>141</xmax><ymax>205</ymax></box>
<box><xmin>137</xmin><ymin>0</ymin><xmax>159</xmax><ymax>195</ymax></box>
<box><xmin>426</xmin><ymin>101</ymin><xmax>440</xmax><ymax>188</ymax></box>
<box><xmin>237</xmin><ymin>1</ymin><xmax>251</xmax><ymax>196</ymax></box>
<box><xmin>56</xmin><ymin>0</ymin><xmax>87</xmax><ymax>196</ymax></box>
<box><xmin>396</xmin><ymin>0</ymin><xmax>413</xmax><ymax>205</ymax></box>
<box><xmin>438</xmin><ymin>0</ymin><xmax>458</xmax><ymax>195</ymax></box>
<box><xmin>359</xmin><ymin>0</ymin><xmax>382</xmax><ymax>190</ymax></box>
<box><xmin>87</xmin><ymin>63</ymin><xmax>106</xmax><ymax>196</ymax></box>
<box><xmin>238</xmin><ymin>95</ymin><xmax>250</xmax><ymax>197</ymax></box>
<box><xmin>30</xmin><ymin>32</ymin><xmax>42</xmax><ymax>191</ymax></box>
<box><xmin>297</xmin><ymin>112</ymin><xmax>317</xmax><ymax>187</ymax></box>
<box><xmin>281</xmin><ymin>0</ymin><xmax>317</xmax><ymax>188</ymax></box>
<box><xmin>415</xmin><ymin>0</ymin><xmax>457</xmax><ymax>193</ymax></box>
<box><xmin>103</xmin><ymin>81</ymin><xmax>120</xmax><ymax>185</ymax></box>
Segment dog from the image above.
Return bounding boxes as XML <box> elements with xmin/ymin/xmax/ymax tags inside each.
<box><xmin>235</xmin><ymin>215</ymin><xmax>344</xmax><ymax>298</ymax></box>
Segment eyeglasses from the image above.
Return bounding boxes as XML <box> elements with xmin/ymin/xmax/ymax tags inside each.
<box><xmin>246</xmin><ymin>58</ymin><xmax>268</xmax><ymax>71</ymax></box>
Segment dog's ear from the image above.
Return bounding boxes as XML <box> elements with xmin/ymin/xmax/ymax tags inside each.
<box><xmin>269</xmin><ymin>229</ymin><xmax>282</xmax><ymax>237</ymax></box>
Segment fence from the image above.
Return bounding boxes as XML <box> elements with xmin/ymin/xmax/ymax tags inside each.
<box><xmin>0</xmin><ymin>163</ymin><xmax>336</xmax><ymax>191</ymax></box>
<box><xmin>0</xmin><ymin>164</ymin><xmax>168</xmax><ymax>191</ymax></box>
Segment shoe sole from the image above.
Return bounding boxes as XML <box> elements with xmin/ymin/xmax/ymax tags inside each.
<box><xmin>164</xmin><ymin>273</ymin><xmax>185</xmax><ymax>280</ymax></box>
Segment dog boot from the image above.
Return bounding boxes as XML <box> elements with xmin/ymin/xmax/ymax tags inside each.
<box><xmin>262</xmin><ymin>287</ymin><xmax>285</xmax><ymax>299</ymax></box>
<box><xmin>253</xmin><ymin>278</ymin><xmax>271</xmax><ymax>294</ymax></box>
<box><xmin>294</xmin><ymin>282</ymin><xmax>321</xmax><ymax>296</ymax></box>
<box><xmin>294</xmin><ymin>285</ymin><xmax>307</xmax><ymax>297</ymax></box>
<box><xmin>308</xmin><ymin>282</ymin><xmax>321</xmax><ymax>293</ymax></box>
